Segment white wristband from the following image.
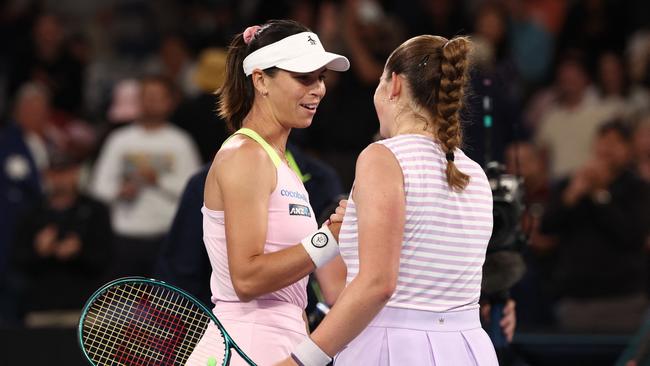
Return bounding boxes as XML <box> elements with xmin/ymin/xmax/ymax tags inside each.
<box><xmin>291</xmin><ymin>337</ymin><xmax>332</xmax><ymax>366</ymax></box>
<box><xmin>301</xmin><ymin>225</ymin><xmax>339</xmax><ymax>268</ymax></box>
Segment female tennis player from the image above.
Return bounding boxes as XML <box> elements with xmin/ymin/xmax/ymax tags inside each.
<box><xmin>185</xmin><ymin>20</ymin><xmax>349</xmax><ymax>365</ymax></box>
<box><xmin>277</xmin><ymin>35</ymin><xmax>499</xmax><ymax>366</ymax></box>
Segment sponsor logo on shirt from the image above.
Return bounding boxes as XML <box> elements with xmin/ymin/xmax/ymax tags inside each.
<box><xmin>289</xmin><ymin>203</ymin><xmax>311</xmax><ymax>217</ymax></box>
<box><xmin>281</xmin><ymin>189</ymin><xmax>308</xmax><ymax>203</ymax></box>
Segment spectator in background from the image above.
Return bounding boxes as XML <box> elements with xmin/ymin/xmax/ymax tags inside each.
<box><xmin>558</xmin><ymin>0</ymin><xmax>627</xmax><ymax>62</ymax></box>
<box><xmin>625</xmin><ymin>30</ymin><xmax>650</xmax><ymax>120</ymax></box>
<box><xmin>8</xmin><ymin>152</ymin><xmax>112</xmax><ymax>327</ymax></box>
<box><xmin>107</xmin><ymin>79</ymin><xmax>142</xmax><ymax>125</ymax></box>
<box><xmin>0</xmin><ymin>83</ymin><xmax>51</xmax><ymax>278</ymax></box>
<box><xmin>294</xmin><ymin>0</ymin><xmax>404</xmax><ymax>189</ymax></box>
<box><xmin>595</xmin><ymin>50</ymin><xmax>641</xmax><ymax>119</ymax></box>
<box><xmin>7</xmin><ymin>13</ymin><xmax>84</xmax><ymax>118</ymax></box>
<box><xmin>505</xmin><ymin>141</ymin><xmax>556</xmax><ymax>326</ymax></box>
<box><xmin>90</xmin><ymin>75</ymin><xmax>200</xmax><ymax>278</ymax></box>
<box><xmin>504</xmin><ymin>141</ymin><xmax>555</xmax><ymax>255</ymax></box>
<box><xmin>390</xmin><ymin>0</ymin><xmax>464</xmax><ymax>39</ymax></box>
<box><xmin>597</xmin><ymin>51</ymin><xmax>628</xmax><ymax>101</ymax></box>
<box><xmin>506</xmin><ymin>0</ymin><xmax>556</xmax><ymax>89</ymax></box>
<box><xmin>90</xmin><ymin>78</ymin><xmax>142</xmax><ymax>171</ymax></box>
<box><xmin>535</xmin><ymin>51</ymin><xmax>621</xmax><ymax>180</ymax></box>
<box><xmin>464</xmin><ymin>1</ymin><xmax>523</xmax><ymax>166</ymax></box>
<box><xmin>632</xmin><ymin>115</ymin><xmax>650</xmax><ymax>299</ymax></box>
<box><xmin>541</xmin><ymin>120</ymin><xmax>650</xmax><ymax>333</ymax></box>
<box><xmin>634</xmin><ymin>114</ymin><xmax>650</xmax><ymax>183</ymax></box>
<box><xmin>627</xmin><ymin>30</ymin><xmax>650</xmax><ymax>90</ymax></box>
<box><xmin>145</xmin><ymin>34</ymin><xmax>199</xmax><ymax>98</ymax></box>
<box><xmin>171</xmin><ymin>48</ymin><xmax>230</xmax><ymax>163</ymax></box>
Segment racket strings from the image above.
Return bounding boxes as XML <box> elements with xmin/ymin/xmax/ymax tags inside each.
<box><xmin>86</xmin><ymin>283</ymin><xmax>207</xmax><ymax>364</ymax></box>
<box><xmin>82</xmin><ymin>282</ymin><xmax>222</xmax><ymax>365</ymax></box>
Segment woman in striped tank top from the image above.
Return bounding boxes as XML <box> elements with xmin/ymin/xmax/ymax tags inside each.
<box><xmin>187</xmin><ymin>20</ymin><xmax>351</xmax><ymax>365</ymax></box>
<box><xmin>278</xmin><ymin>36</ymin><xmax>498</xmax><ymax>366</ymax></box>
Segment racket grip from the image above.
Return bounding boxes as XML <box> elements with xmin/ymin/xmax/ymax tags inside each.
<box><xmin>301</xmin><ymin>225</ymin><xmax>339</xmax><ymax>268</ymax></box>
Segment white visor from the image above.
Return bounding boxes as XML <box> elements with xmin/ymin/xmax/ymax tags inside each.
<box><xmin>242</xmin><ymin>32</ymin><xmax>350</xmax><ymax>76</ymax></box>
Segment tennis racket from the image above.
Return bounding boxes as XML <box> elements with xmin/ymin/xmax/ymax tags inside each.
<box><xmin>78</xmin><ymin>277</ymin><xmax>256</xmax><ymax>366</ymax></box>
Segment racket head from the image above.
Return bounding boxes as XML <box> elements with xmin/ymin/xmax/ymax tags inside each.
<box><xmin>78</xmin><ymin>277</ymin><xmax>231</xmax><ymax>366</ymax></box>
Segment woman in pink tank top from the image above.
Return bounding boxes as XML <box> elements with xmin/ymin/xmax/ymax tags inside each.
<box><xmin>276</xmin><ymin>36</ymin><xmax>499</xmax><ymax>366</ymax></box>
<box><xmin>186</xmin><ymin>20</ymin><xmax>349</xmax><ymax>366</ymax></box>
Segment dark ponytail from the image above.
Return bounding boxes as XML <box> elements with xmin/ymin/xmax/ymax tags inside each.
<box><xmin>218</xmin><ymin>33</ymin><xmax>254</xmax><ymax>132</ymax></box>
<box><xmin>217</xmin><ymin>20</ymin><xmax>310</xmax><ymax>131</ymax></box>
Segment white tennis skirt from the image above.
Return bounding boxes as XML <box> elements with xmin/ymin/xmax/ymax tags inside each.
<box><xmin>334</xmin><ymin>306</ymin><xmax>498</xmax><ymax>366</ymax></box>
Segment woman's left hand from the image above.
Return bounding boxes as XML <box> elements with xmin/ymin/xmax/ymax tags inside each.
<box><xmin>326</xmin><ymin>199</ymin><xmax>347</xmax><ymax>241</ymax></box>
<box><xmin>329</xmin><ymin>199</ymin><xmax>347</xmax><ymax>224</ymax></box>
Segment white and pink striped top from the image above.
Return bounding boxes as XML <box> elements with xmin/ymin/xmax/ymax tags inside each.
<box><xmin>339</xmin><ymin>134</ymin><xmax>493</xmax><ymax>312</ymax></box>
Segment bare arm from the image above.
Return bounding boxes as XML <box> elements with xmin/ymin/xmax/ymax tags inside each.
<box><xmin>208</xmin><ymin>140</ymin><xmax>317</xmax><ymax>302</ymax></box>
<box><xmin>301</xmin><ymin>144</ymin><xmax>404</xmax><ymax>357</ymax></box>
<box><xmin>315</xmin><ymin>200</ymin><xmax>349</xmax><ymax>305</ymax></box>
<box><xmin>315</xmin><ymin>255</ymin><xmax>347</xmax><ymax>306</ymax></box>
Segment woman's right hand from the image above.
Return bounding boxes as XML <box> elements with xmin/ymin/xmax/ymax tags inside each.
<box><xmin>327</xmin><ymin>199</ymin><xmax>347</xmax><ymax>240</ymax></box>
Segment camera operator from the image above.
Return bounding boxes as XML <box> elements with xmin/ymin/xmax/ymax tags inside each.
<box><xmin>541</xmin><ymin>120</ymin><xmax>650</xmax><ymax>333</ymax></box>
<box><xmin>480</xmin><ymin>161</ymin><xmax>527</xmax><ymax>366</ymax></box>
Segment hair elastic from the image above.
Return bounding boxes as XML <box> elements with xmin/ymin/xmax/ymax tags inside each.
<box><xmin>446</xmin><ymin>152</ymin><xmax>455</xmax><ymax>162</ymax></box>
<box><xmin>243</xmin><ymin>25</ymin><xmax>261</xmax><ymax>45</ymax></box>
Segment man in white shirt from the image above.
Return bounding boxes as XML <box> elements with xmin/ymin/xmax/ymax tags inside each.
<box><xmin>91</xmin><ymin>75</ymin><xmax>200</xmax><ymax>277</ymax></box>
<box><xmin>536</xmin><ymin>53</ymin><xmax>622</xmax><ymax>180</ymax></box>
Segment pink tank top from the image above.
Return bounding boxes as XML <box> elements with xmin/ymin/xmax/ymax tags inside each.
<box><xmin>202</xmin><ymin>128</ymin><xmax>317</xmax><ymax>309</ymax></box>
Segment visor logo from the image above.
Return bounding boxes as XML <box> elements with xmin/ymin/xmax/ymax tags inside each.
<box><xmin>307</xmin><ymin>36</ymin><xmax>317</xmax><ymax>45</ymax></box>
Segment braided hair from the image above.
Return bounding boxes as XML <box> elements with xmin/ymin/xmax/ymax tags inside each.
<box><xmin>385</xmin><ymin>35</ymin><xmax>471</xmax><ymax>191</ymax></box>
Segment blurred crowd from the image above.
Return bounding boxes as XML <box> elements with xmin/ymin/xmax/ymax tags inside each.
<box><xmin>1</xmin><ymin>0</ymin><xmax>650</xmax><ymax>342</ymax></box>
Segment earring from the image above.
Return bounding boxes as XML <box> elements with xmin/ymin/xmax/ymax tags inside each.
<box><xmin>262</xmin><ymin>91</ymin><xmax>268</xmax><ymax>97</ymax></box>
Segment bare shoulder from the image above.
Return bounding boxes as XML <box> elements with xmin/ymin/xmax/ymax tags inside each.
<box><xmin>355</xmin><ymin>143</ymin><xmax>401</xmax><ymax>179</ymax></box>
<box><xmin>214</xmin><ymin>135</ymin><xmax>272</xmax><ymax>171</ymax></box>
<box><xmin>354</xmin><ymin>143</ymin><xmax>404</xmax><ymax>198</ymax></box>
<box><xmin>208</xmin><ymin>136</ymin><xmax>276</xmax><ymax>195</ymax></box>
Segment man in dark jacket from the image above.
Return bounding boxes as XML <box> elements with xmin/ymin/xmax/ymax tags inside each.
<box><xmin>541</xmin><ymin>120</ymin><xmax>650</xmax><ymax>332</ymax></box>
<box><xmin>10</xmin><ymin>153</ymin><xmax>113</xmax><ymax>326</ymax></box>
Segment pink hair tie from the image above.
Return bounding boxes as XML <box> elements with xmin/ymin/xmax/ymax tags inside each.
<box><xmin>243</xmin><ymin>25</ymin><xmax>261</xmax><ymax>45</ymax></box>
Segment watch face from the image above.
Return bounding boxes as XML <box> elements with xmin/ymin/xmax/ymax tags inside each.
<box><xmin>311</xmin><ymin>232</ymin><xmax>329</xmax><ymax>248</ymax></box>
